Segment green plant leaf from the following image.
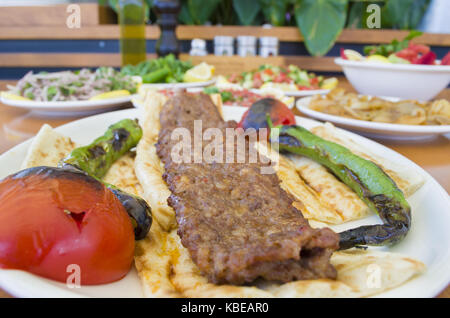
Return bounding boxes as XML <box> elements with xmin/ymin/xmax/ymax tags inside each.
<box><xmin>232</xmin><ymin>0</ymin><xmax>262</xmax><ymax>26</ymax></box>
<box><xmin>179</xmin><ymin>0</ymin><xmax>195</xmax><ymax>25</ymax></box>
<box><xmin>346</xmin><ymin>1</ymin><xmax>363</xmax><ymax>28</ymax></box>
<box><xmin>294</xmin><ymin>0</ymin><xmax>348</xmax><ymax>56</ymax></box>
<box><xmin>382</xmin><ymin>0</ymin><xmax>430</xmax><ymax>29</ymax></box>
<box><xmin>259</xmin><ymin>0</ymin><xmax>292</xmax><ymax>26</ymax></box>
<box><xmin>186</xmin><ymin>0</ymin><xmax>221</xmax><ymax>25</ymax></box>
<box><xmin>213</xmin><ymin>0</ymin><xmax>237</xmax><ymax>25</ymax></box>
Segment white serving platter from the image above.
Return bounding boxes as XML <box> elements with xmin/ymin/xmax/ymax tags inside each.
<box><xmin>0</xmin><ymin>107</ymin><xmax>449</xmax><ymax>297</ymax></box>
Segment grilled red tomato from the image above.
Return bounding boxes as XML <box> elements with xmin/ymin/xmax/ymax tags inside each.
<box><xmin>0</xmin><ymin>167</ymin><xmax>134</xmax><ymax>285</ymax></box>
<box><xmin>238</xmin><ymin>98</ymin><xmax>295</xmax><ymax>131</ymax></box>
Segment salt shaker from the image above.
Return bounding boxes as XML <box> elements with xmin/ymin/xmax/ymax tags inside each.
<box><xmin>189</xmin><ymin>38</ymin><xmax>207</xmax><ymax>56</ymax></box>
<box><xmin>237</xmin><ymin>36</ymin><xmax>257</xmax><ymax>57</ymax></box>
<box><xmin>214</xmin><ymin>36</ymin><xmax>234</xmax><ymax>56</ymax></box>
<box><xmin>259</xmin><ymin>36</ymin><xmax>279</xmax><ymax>57</ymax></box>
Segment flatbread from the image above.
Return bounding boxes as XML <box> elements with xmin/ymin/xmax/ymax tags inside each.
<box><xmin>267</xmin><ymin>249</ymin><xmax>425</xmax><ymax>298</ymax></box>
<box><xmin>104</xmin><ymin>152</ymin><xmax>143</xmax><ymax>197</ymax></box>
<box><xmin>21</xmin><ymin>124</ymin><xmax>77</xmax><ymax>169</ymax></box>
<box><xmin>134</xmin><ymin>92</ymin><xmax>176</xmax><ymax>231</ymax></box>
<box><xmin>134</xmin><ymin>92</ymin><xmax>425</xmax><ymax>298</ymax></box>
<box><xmin>256</xmin><ymin>142</ymin><xmax>370</xmax><ymax>224</ymax></box>
<box><xmin>135</xmin><ymin>216</ymin><xmax>425</xmax><ymax>298</ymax></box>
<box><xmin>288</xmin><ymin>156</ymin><xmax>371</xmax><ymax>223</ymax></box>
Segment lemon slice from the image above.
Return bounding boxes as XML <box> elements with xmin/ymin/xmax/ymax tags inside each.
<box><xmin>0</xmin><ymin>91</ymin><xmax>31</xmax><ymax>101</ymax></box>
<box><xmin>183</xmin><ymin>62</ymin><xmax>215</xmax><ymax>83</ymax></box>
<box><xmin>321</xmin><ymin>77</ymin><xmax>338</xmax><ymax>90</ymax></box>
<box><xmin>89</xmin><ymin>90</ymin><xmax>130</xmax><ymax>101</ymax></box>
<box><xmin>388</xmin><ymin>54</ymin><xmax>410</xmax><ymax>64</ymax></box>
<box><xmin>366</xmin><ymin>55</ymin><xmax>391</xmax><ymax>64</ymax></box>
<box><xmin>343</xmin><ymin>49</ymin><xmax>364</xmax><ymax>61</ymax></box>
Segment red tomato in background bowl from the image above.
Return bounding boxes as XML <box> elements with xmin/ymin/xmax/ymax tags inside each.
<box><xmin>0</xmin><ymin>167</ymin><xmax>135</xmax><ymax>285</ymax></box>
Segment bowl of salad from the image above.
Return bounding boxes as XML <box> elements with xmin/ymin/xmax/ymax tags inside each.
<box><xmin>225</xmin><ymin>64</ymin><xmax>338</xmax><ymax>97</ymax></box>
<box><xmin>336</xmin><ymin>31</ymin><xmax>450</xmax><ymax>101</ymax></box>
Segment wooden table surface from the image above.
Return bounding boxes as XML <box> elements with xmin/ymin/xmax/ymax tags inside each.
<box><xmin>0</xmin><ymin>78</ymin><xmax>448</xmax><ymax>298</ymax></box>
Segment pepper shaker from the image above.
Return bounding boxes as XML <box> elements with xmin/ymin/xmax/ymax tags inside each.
<box><xmin>154</xmin><ymin>0</ymin><xmax>180</xmax><ymax>57</ymax></box>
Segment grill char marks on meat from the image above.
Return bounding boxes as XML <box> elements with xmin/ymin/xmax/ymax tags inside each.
<box><xmin>156</xmin><ymin>93</ymin><xmax>339</xmax><ymax>285</ymax></box>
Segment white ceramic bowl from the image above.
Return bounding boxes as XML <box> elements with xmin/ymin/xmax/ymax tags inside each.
<box><xmin>335</xmin><ymin>58</ymin><xmax>450</xmax><ymax>101</ymax></box>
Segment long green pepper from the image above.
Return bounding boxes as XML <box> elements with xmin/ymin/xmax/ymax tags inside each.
<box><xmin>270</xmin><ymin>123</ymin><xmax>411</xmax><ymax>250</ymax></box>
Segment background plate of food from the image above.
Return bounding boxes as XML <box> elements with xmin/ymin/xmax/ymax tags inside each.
<box><xmin>1</xmin><ymin>67</ymin><xmax>137</xmax><ymax>115</ymax></box>
<box><xmin>122</xmin><ymin>55</ymin><xmax>216</xmax><ymax>90</ymax></box>
<box><xmin>0</xmin><ymin>100</ymin><xmax>449</xmax><ymax>298</ymax></box>
<box><xmin>225</xmin><ymin>64</ymin><xmax>338</xmax><ymax>97</ymax></box>
<box><xmin>139</xmin><ymin>77</ymin><xmax>216</xmax><ymax>90</ymax></box>
<box><xmin>296</xmin><ymin>89</ymin><xmax>450</xmax><ymax>139</ymax></box>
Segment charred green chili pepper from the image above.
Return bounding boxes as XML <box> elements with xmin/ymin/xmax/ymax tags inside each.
<box><xmin>270</xmin><ymin>123</ymin><xmax>411</xmax><ymax>250</ymax></box>
<box><xmin>59</xmin><ymin>119</ymin><xmax>152</xmax><ymax>240</ymax></box>
<box><xmin>62</xmin><ymin>119</ymin><xmax>142</xmax><ymax>179</ymax></box>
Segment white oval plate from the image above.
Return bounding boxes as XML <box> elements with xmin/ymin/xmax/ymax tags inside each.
<box><xmin>0</xmin><ymin>94</ymin><xmax>135</xmax><ymax>116</ymax></box>
<box><xmin>0</xmin><ymin>107</ymin><xmax>449</xmax><ymax>297</ymax></box>
<box><xmin>252</xmin><ymin>88</ymin><xmax>330</xmax><ymax>97</ymax></box>
<box><xmin>296</xmin><ymin>96</ymin><xmax>450</xmax><ymax>140</ymax></box>
<box><xmin>140</xmin><ymin>78</ymin><xmax>216</xmax><ymax>90</ymax></box>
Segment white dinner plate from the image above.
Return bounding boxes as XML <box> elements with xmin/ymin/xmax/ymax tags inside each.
<box><xmin>0</xmin><ymin>94</ymin><xmax>135</xmax><ymax>116</ymax></box>
<box><xmin>140</xmin><ymin>78</ymin><xmax>216</xmax><ymax>90</ymax></box>
<box><xmin>0</xmin><ymin>107</ymin><xmax>449</xmax><ymax>297</ymax></box>
<box><xmin>296</xmin><ymin>96</ymin><xmax>450</xmax><ymax>140</ymax></box>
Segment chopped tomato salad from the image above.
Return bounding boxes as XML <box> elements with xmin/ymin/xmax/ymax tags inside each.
<box><xmin>228</xmin><ymin>64</ymin><xmax>324</xmax><ymax>90</ymax></box>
